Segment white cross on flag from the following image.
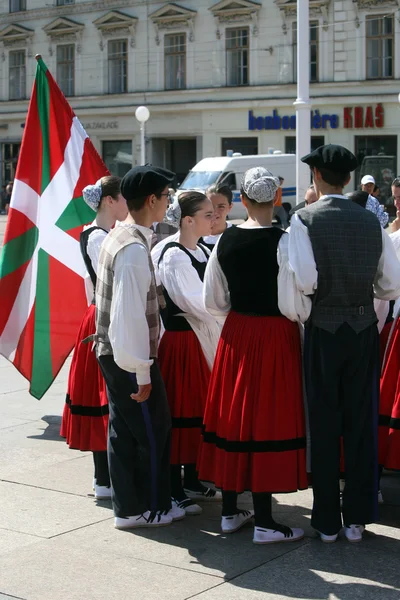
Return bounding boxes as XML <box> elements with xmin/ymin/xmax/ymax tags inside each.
<box><xmin>0</xmin><ymin>56</ymin><xmax>109</xmax><ymax>398</ymax></box>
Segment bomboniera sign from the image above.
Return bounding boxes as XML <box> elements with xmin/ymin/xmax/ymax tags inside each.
<box><xmin>248</xmin><ymin>104</ymin><xmax>385</xmax><ymax>131</ymax></box>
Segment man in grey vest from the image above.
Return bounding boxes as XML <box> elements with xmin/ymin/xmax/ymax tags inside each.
<box><xmin>94</xmin><ymin>166</ymin><xmax>185</xmax><ymax>530</ymax></box>
<box><xmin>288</xmin><ymin>145</ymin><xmax>400</xmax><ymax>543</ymax></box>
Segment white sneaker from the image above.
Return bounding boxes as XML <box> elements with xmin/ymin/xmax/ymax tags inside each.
<box><xmin>114</xmin><ymin>511</ymin><xmax>173</xmax><ymax>530</ymax></box>
<box><xmin>94</xmin><ymin>484</ymin><xmax>112</xmax><ymax>500</ymax></box>
<box><xmin>316</xmin><ymin>530</ymin><xmax>339</xmax><ymax>544</ymax></box>
<box><xmin>185</xmin><ymin>487</ymin><xmax>222</xmax><ymax>502</ymax></box>
<box><xmin>344</xmin><ymin>524</ymin><xmax>365</xmax><ymax>543</ymax></box>
<box><xmin>378</xmin><ymin>490</ymin><xmax>384</xmax><ymax>504</ymax></box>
<box><xmin>166</xmin><ymin>503</ymin><xmax>186</xmax><ymax>521</ymax></box>
<box><xmin>221</xmin><ymin>510</ymin><xmax>254</xmax><ymax>534</ymax></box>
<box><xmin>172</xmin><ymin>498</ymin><xmax>202</xmax><ymax>516</ymax></box>
<box><xmin>253</xmin><ymin>526</ymin><xmax>304</xmax><ymax>545</ymax></box>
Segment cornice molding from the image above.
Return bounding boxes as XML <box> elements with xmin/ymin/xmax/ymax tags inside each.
<box><xmin>275</xmin><ymin>0</ymin><xmax>331</xmax><ymax>33</ymax></box>
<box><xmin>43</xmin><ymin>17</ymin><xmax>85</xmax><ymax>55</ymax></box>
<box><xmin>93</xmin><ymin>11</ymin><xmax>138</xmax><ymax>50</ymax></box>
<box><xmin>209</xmin><ymin>0</ymin><xmax>261</xmax><ymax>38</ymax></box>
<box><xmin>0</xmin><ymin>23</ymin><xmax>34</xmax><ymax>58</ymax></box>
<box><xmin>0</xmin><ymin>0</ymin><xmax>135</xmax><ymax>24</ymax></box>
<box><xmin>150</xmin><ymin>3</ymin><xmax>197</xmax><ymax>45</ymax></box>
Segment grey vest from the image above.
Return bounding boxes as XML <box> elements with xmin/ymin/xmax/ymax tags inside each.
<box><xmin>297</xmin><ymin>196</ymin><xmax>382</xmax><ymax>334</ymax></box>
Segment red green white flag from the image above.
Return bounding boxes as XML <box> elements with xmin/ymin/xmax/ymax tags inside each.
<box><xmin>0</xmin><ymin>56</ymin><xmax>109</xmax><ymax>399</ymax></box>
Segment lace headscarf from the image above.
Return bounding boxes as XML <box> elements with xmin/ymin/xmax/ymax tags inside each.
<box><xmin>241</xmin><ymin>167</ymin><xmax>280</xmax><ymax>203</ymax></box>
<box><xmin>83</xmin><ymin>179</ymin><xmax>103</xmax><ymax>211</ymax></box>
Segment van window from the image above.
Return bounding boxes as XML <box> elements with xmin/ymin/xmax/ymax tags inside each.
<box><xmin>180</xmin><ymin>170</ymin><xmax>221</xmax><ymax>190</ymax></box>
<box><xmin>218</xmin><ymin>172</ymin><xmax>236</xmax><ymax>190</ymax></box>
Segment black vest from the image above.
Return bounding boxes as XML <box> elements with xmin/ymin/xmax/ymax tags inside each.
<box><xmin>79</xmin><ymin>226</ymin><xmax>107</xmax><ymax>303</ymax></box>
<box><xmin>297</xmin><ymin>196</ymin><xmax>382</xmax><ymax>334</ymax></box>
<box><xmin>158</xmin><ymin>242</ymin><xmax>209</xmax><ymax>331</ymax></box>
<box><xmin>217</xmin><ymin>226</ymin><xmax>285</xmax><ymax>317</ymax></box>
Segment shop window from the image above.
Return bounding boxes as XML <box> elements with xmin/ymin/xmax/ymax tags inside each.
<box><xmin>57</xmin><ymin>44</ymin><xmax>75</xmax><ymax>97</ymax></box>
<box><xmin>9</xmin><ymin>50</ymin><xmax>26</xmax><ymax>100</ymax></box>
<box><xmin>355</xmin><ymin>135</ymin><xmax>397</xmax><ymax>206</ymax></box>
<box><xmin>366</xmin><ymin>15</ymin><xmax>394</xmax><ymax>79</ymax></box>
<box><xmin>292</xmin><ymin>21</ymin><xmax>319</xmax><ymax>83</ymax></box>
<box><xmin>221</xmin><ymin>137</ymin><xmax>258</xmax><ymax>156</ymax></box>
<box><xmin>108</xmin><ymin>39</ymin><xmax>127</xmax><ymax>94</ymax></box>
<box><xmin>165</xmin><ymin>33</ymin><xmax>186</xmax><ymax>90</ymax></box>
<box><xmin>9</xmin><ymin>0</ymin><xmax>26</xmax><ymax>12</ymax></box>
<box><xmin>226</xmin><ymin>28</ymin><xmax>249</xmax><ymax>86</ymax></box>
<box><xmin>102</xmin><ymin>140</ymin><xmax>132</xmax><ymax>177</ymax></box>
<box><xmin>285</xmin><ymin>136</ymin><xmax>324</xmax><ymax>155</ymax></box>
<box><xmin>1</xmin><ymin>142</ymin><xmax>21</xmax><ymax>185</ymax></box>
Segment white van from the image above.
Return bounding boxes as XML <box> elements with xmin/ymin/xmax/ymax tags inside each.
<box><xmin>177</xmin><ymin>153</ymin><xmax>296</xmax><ymax>219</ymax></box>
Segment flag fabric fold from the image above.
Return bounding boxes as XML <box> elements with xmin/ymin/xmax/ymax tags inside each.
<box><xmin>0</xmin><ymin>56</ymin><xmax>109</xmax><ymax>399</ymax></box>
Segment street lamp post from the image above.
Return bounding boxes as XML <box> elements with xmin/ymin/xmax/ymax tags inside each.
<box><xmin>135</xmin><ymin>106</ymin><xmax>150</xmax><ymax>165</ymax></box>
<box><xmin>293</xmin><ymin>0</ymin><xmax>311</xmax><ymax>205</ymax></box>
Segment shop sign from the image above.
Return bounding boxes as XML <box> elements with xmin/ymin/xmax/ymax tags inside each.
<box><xmin>83</xmin><ymin>121</ymin><xmax>119</xmax><ymax>130</ymax></box>
<box><xmin>248</xmin><ymin>110</ymin><xmax>339</xmax><ymax>131</ymax></box>
<box><xmin>343</xmin><ymin>104</ymin><xmax>384</xmax><ymax>129</ymax></box>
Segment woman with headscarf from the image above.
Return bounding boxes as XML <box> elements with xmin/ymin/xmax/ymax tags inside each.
<box><xmin>153</xmin><ymin>191</ymin><xmax>222</xmax><ymax>515</ymax></box>
<box><xmin>197</xmin><ymin>167</ymin><xmax>307</xmax><ymax>545</ymax></box>
<box><xmin>61</xmin><ymin>176</ymin><xmax>128</xmax><ymax>499</ymax></box>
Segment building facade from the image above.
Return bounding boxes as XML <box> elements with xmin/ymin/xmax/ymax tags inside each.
<box><xmin>0</xmin><ymin>0</ymin><xmax>399</xmax><ymax>199</ymax></box>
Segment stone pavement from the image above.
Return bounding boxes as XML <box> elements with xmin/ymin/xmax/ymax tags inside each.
<box><xmin>0</xmin><ymin>213</ymin><xmax>400</xmax><ymax>599</ymax></box>
<box><xmin>0</xmin><ymin>356</ymin><xmax>399</xmax><ymax>600</ymax></box>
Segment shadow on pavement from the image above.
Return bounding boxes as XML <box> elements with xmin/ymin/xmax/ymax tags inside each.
<box><xmin>27</xmin><ymin>415</ymin><xmax>63</xmax><ymax>442</ymax></box>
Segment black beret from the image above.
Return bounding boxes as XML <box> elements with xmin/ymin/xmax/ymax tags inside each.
<box><xmin>301</xmin><ymin>144</ymin><xmax>358</xmax><ymax>173</ymax></box>
<box><xmin>121</xmin><ymin>165</ymin><xmax>175</xmax><ymax>201</ymax></box>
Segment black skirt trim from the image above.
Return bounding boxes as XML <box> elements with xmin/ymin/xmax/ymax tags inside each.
<box><xmin>171</xmin><ymin>417</ymin><xmax>203</xmax><ymax>428</ymax></box>
<box><xmin>65</xmin><ymin>394</ymin><xmax>109</xmax><ymax>417</ymax></box>
<box><xmin>201</xmin><ymin>428</ymin><xmax>306</xmax><ymax>453</ymax></box>
<box><xmin>378</xmin><ymin>414</ymin><xmax>400</xmax><ymax>429</ymax></box>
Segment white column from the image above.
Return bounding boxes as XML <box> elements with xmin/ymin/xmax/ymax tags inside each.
<box><xmin>293</xmin><ymin>0</ymin><xmax>311</xmax><ymax>205</ymax></box>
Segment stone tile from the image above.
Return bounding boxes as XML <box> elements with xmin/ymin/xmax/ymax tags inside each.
<box><xmin>57</xmin><ymin>503</ymin><xmax>308</xmax><ymax>579</ymax></box>
<box><xmin>0</xmin><ymin>481</ymin><xmax>112</xmax><ymax>538</ymax></box>
<box><xmin>0</xmin><ymin>595</ymin><xmax>26</xmax><ymax>600</ymax></box>
<box><xmin>195</xmin><ymin>536</ymin><xmax>400</xmax><ymax>600</ymax></box>
<box><xmin>0</xmin><ymin>416</ymin><xmax>34</xmax><ymax>430</ymax></box>
<box><xmin>0</xmin><ymin>538</ymin><xmax>221</xmax><ymax>600</ymax></box>
<box><xmin>0</xmin><ymin>528</ymin><xmax>42</xmax><ymax>556</ymax></box>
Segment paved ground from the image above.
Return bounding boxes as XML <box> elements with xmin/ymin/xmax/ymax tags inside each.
<box><xmin>0</xmin><ymin>214</ymin><xmax>400</xmax><ymax>599</ymax></box>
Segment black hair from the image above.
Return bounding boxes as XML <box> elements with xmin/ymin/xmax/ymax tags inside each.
<box><xmin>126</xmin><ymin>184</ymin><xmax>166</xmax><ymax>212</ymax></box>
<box><xmin>179</xmin><ymin>191</ymin><xmax>208</xmax><ymax>219</ymax></box>
<box><xmin>391</xmin><ymin>177</ymin><xmax>400</xmax><ymax>188</ymax></box>
<box><xmin>100</xmin><ymin>176</ymin><xmax>121</xmax><ymax>200</ymax></box>
<box><xmin>206</xmin><ymin>183</ymin><xmax>233</xmax><ymax>205</ymax></box>
<box><xmin>316</xmin><ymin>167</ymin><xmax>350</xmax><ymax>188</ymax></box>
<box><xmin>278</xmin><ymin>176</ymin><xmax>284</xmax><ymax>183</ymax></box>
<box><xmin>347</xmin><ymin>190</ymin><xmax>369</xmax><ymax>209</ymax></box>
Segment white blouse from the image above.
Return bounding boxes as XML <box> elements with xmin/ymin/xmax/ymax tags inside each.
<box><xmin>108</xmin><ymin>224</ymin><xmax>155</xmax><ymax>386</ymax></box>
<box><xmin>83</xmin><ymin>222</ymin><xmax>107</xmax><ymax>304</ymax></box>
<box><xmin>156</xmin><ymin>243</ymin><xmax>221</xmax><ymax>369</ymax></box>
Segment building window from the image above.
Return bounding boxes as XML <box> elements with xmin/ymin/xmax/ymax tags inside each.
<box><xmin>108</xmin><ymin>40</ymin><xmax>127</xmax><ymax>94</ymax></box>
<box><xmin>165</xmin><ymin>33</ymin><xmax>186</xmax><ymax>90</ymax></box>
<box><xmin>285</xmin><ymin>136</ymin><xmax>325</xmax><ymax>155</ymax></box>
<box><xmin>221</xmin><ymin>137</ymin><xmax>258</xmax><ymax>156</ymax></box>
<box><xmin>102</xmin><ymin>140</ymin><xmax>132</xmax><ymax>177</ymax></box>
<box><xmin>366</xmin><ymin>15</ymin><xmax>394</xmax><ymax>79</ymax></box>
<box><xmin>56</xmin><ymin>0</ymin><xmax>74</xmax><ymax>6</ymax></box>
<box><xmin>226</xmin><ymin>28</ymin><xmax>249</xmax><ymax>86</ymax></box>
<box><xmin>1</xmin><ymin>142</ymin><xmax>21</xmax><ymax>186</ymax></box>
<box><xmin>9</xmin><ymin>0</ymin><xmax>26</xmax><ymax>12</ymax></box>
<box><xmin>292</xmin><ymin>21</ymin><xmax>319</xmax><ymax>83</ymax></box>
<box><xmin>56</xmin><ymin>45</ymin><xmax>75</xmax><ymax>97</ymax></box>
<box><xmin>9</xmin><ymin>50</ymin><xmax>26</xmax><ymax>100</ymax></box>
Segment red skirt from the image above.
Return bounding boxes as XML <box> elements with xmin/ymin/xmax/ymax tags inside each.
<box><xmin>60</xmin><ymin>304</ymin><xmax>108</xmax><ymax>452</ymax></box>
<box><xmin>197</xmin><ymin>311</ymin><xmax>308</xmax><ymax>493</ymax></box>
<box><xmin>379</xmin><ymin>317</ymin><xmax>400</xmax><ymax>470</ymax></box>
<box><xmin>158</xmin><ymin>330</ymin><xmax>210</xmax><ymax>465</ymax></box>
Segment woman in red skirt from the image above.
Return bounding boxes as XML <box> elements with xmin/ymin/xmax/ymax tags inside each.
<box><xmin>153</xmin><ymin>191</ymin><xmax>221</xmax><ymax>515</ymax></box>
<box><xmin>60</xmin><ymin>176</ymin><xmax>127</xmax><ymax>498</ymax></box>
<box><xmin>197</xmin><ymin>167</ymin><xmax>307</xmax><ymax>544</ymax></box>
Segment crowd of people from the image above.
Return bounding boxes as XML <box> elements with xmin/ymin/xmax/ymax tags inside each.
<box><xmin>60</xmin><ymin>143</ymin><xmax>400</xmax><ymax>545</ymax></box>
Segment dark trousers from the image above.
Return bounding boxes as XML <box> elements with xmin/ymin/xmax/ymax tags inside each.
<box><xmin>304</xmin><ymin>322</ymin><xmax>379</xmax><ymax>535</ymax></box>
<box><xmin>98</xmin><ymin>356</ymin><xmax>172</xmax><ymax>518</ymax></box>
<box><xmin>92</xmin><ymin>451</ymin><xmax>110</xmax><ymax>487</ymax></box>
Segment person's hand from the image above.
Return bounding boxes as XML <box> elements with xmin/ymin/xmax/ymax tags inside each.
<box><xmin>131</xmin><ymin>384</ymin><xmax>152</xmax><ymax>403</ymax></box>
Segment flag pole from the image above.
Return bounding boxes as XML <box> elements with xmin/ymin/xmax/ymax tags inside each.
<box><xmin>293</xmin><ymin>0</ymin><xmax>311</xmax><ymax>205</ymax></box>
<box><xmin>35</xmin><ymin>54</ymin><xmax>42</xmax><ymax>61</ymax></box>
